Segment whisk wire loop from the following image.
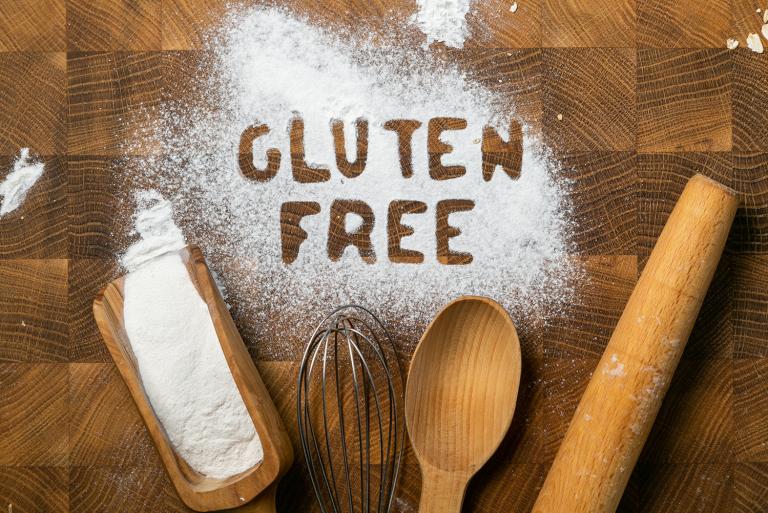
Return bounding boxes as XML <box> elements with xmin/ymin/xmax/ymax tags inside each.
<box><xmin>298</xmin><ymin>306</ymin><xmax>405</xmax><ymax>513</ymax></box>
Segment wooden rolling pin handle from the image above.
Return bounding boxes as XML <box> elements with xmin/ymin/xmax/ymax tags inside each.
<box><xmin>418</xmin><ymin>465</ymin><xmax>470</xmax><ymax>513</ymax></box>
<box><xmin>532</xmin><ymin>174</ymin><xmax>738</xmax><ymax>513</ymax></box>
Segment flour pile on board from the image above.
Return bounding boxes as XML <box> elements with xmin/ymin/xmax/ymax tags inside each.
<box><xmin>412</xmin><ymin>0</ymin><xmax>473</xmax><ymax>48</ymax></box>
<box><xmin>0</xmin><ymin>148</ymin><xmax>44</xmax><ymax>216</ymax></box>
<box><xmin>125</xmin><ymin>6</ymin><xmax>577</xmax><ymax>353</ymax></box>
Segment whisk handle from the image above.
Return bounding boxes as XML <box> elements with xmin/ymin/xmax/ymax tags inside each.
<box><xmin>418</xmin><ymin>465</ymin><xmax>470</xmax><ymax>513</ymax></box>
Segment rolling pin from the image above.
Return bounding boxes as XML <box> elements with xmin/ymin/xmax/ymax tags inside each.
<box><xmin>532</xmin><ymin>174</ymin><xmax>738</xmax><ymax>513</ymax></box>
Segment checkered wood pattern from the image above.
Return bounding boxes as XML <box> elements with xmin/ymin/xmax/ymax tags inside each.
<box><xmin>0</xmin><ymin>0</ymin><xmax>767</xmax><ymax>511</ymax></box>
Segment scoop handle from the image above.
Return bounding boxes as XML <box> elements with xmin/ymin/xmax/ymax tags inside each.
<box><xmin>532</xmin><ymin>174</ymin><xmax>738</xmax><ymax>513</ymax></box>
<box><xmin>418</xmin><ymin>466</ymin><xmax>469</xmax><ymax>513</ymax></box>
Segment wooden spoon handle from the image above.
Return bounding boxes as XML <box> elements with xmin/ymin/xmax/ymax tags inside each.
<box><xmin>532</xmin><ymin>174</ymin><xmax>738</xmax><ymax>513</ymax></box>
<box><xmin>418</xmin><ymin>466</ymin><xmax>469</xmax><ymax>513</ymax></box>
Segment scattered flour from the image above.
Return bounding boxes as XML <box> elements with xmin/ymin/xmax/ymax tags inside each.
<box><xmin>124</xmin><ymin>6</ymin><xmax>577</xmax><ymax>352</ymax></box>
<box><xmin>412</xmin><ymin>0</ymin><xmax>473</xmax><ymax>48</ymax></box>
<box><xmin>121</xmin><ymin>190</ymin><xmax>186</xmax><ymax>272</ymax></box>
<box><xmin>122</xmin><ymin>201</ymin><xmax>263</xmax><ymax>478</ymax></box>
<box><xmin>0</xmin><ymin>148</ymin><xmax>44</xmax><ymax>216</ymax></box>
<box><xmin>603</xmin><ymin>353</ymin><xmax>626</xmax><ymax>378</ymax></box>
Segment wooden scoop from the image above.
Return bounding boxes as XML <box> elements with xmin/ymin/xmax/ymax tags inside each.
<box><xmin>93</xmin><ymin>245</ymin><xmax>293</xmax><ymax>512</ymax></box>
<box><xmin>405</xmin><ymin>296</ymin><xmax>521</xmax><ymax>513</ymax></box>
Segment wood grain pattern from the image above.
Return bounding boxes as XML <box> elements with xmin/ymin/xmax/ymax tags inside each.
<box><xmin>637</xmin><ymin>0</ymin><xmax>731</xmax><ymax>48</ymax></box>
<box><xmin>730</xmin><ymin>0</ymin><xmax>767</xmax><ymax>48</ymax></box>
<box><xmin>542</xmin><ymin>0</ymin><xmax>635</xmax><ymax>47</ymax></box>
<box><xmin>559</xmin><ymin>152</ymin><xmax>637</xmax><ymax>254</ymax></box>
<box><xmin>68</xmin><ymin>0</ymin><xmax>162</xmax><ymax>51</ymax></box>
<box><xmin>0</xmin><ymin>466</ymin><xmax>68</xmax><ymax>513</ymax></box>
<box><xmin>460</xmin><ymin>49</ymin><xmax>543</xmax><ymax>132</ymax></box>
<box><xmin>467</xmin><ymin>0</ymin><xmax>541</xmax><ymax>48</ymax></box>
<box><xmin>0</xmin><ymin>0</ymin><xmax>66</xmax><ymax>51</ymax></box>
<box><xmin>542</xmin><ymin>358</ymin><xmax>598</xmax><ymax>458</ymax></box>
<box><xmin>162</xmin><ymin>0</ymin><xmax>228</xmax><ymax>50</ymax></box>
<box><xmin>637</xmin><ymin>49</ymin><xmax>731</xmax><ymax>152</ymax></box>
<box><xmin>0</xmin><ymin>259</ymin><xmax>68</xmax><ymax>362</ymax></box>
<box><xmin>68</xmin><ymin>52</ymin><xmax>162</xmax><ymax>155</ymax></box>
<box><xmin>69</xmin><ymin>464</ymin><xmax>187</xmax><ymax>513</ymax></box>
<box><xmin>686</xmin><ymin>256</ymin><xmax>732</xmax><ymax>359</ymax></box>
<box><xmin>0</xmin><ymin>0</ymin><xmax>766</xmax><ymax>511</ymax></box>
<box><xmin>733</xmin><ymin>52</ymin><xmax>768</xmax><ymax>151</ymax></box>
<box><xmin>69</xmin><ymin>259</ymin><xmax>119</xmax><ymax>362</ymax></box>
<box><xmin>543</xmin><ymin>256</ymin><xmax>637</xmax><ymax>358</ymax></box>
<box><xmin>68</xmin><ymin>157</ymin><xmax>120</xmax><ymax>259</ymax></box>
<box><xmin>464</xmin><ymin>463</ymin><xmax>548</xmax><ymax>513</ymax></box>
<box><xmin>642</xmin><ymin>358</ymin><xmax>734</xmax><ymax>463</ymax></box>
<box><xmin>734</xmin><ymin>463</ymin><xmax>768</xmax><ymax>513</ymax></box>
<box><xmin>0</xmin><ymin>52</ymin><xmax>66</xmax><ymax>155</ymax></box>
<box><xmin>733</xmin><ymin>255</ymin><xmax>768</xmax><ymax>358</ymax></box>
<box><xmin>733</xmin><ymin>358</ymin><xmax>768</xmax><ymax>461</ymax></box>
<box><xmin>732</xmin><ymin>153</ymin><xmax>768</xmax><ymax>252</ymax></box>
<box><xmin>641</xmin><ymin>463</ymin><xmax>733</xmax><ymax>513</ymax></box>
<box><xmin>69</xmin><ymin>363</ymin><xmax>158</xmax><ymax>467</ymax></box>
<box><xmin>0</xmin><ymin>363</ymin><xmax>69</xmax><ymax>466</ymax></box>
<box><xmin>543</xmin><ymin>48</ymin><xmax>636</xmax><ymax>151</ymax></box>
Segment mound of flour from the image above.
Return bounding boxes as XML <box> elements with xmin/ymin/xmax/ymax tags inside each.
<box><xmin>122</xmin><ymin>194</ymin><xmax>263</xmax><ymax>479</ymax></box>
<box><xmin>125</xmin><ymin>6</ymin><xmax>577</xmax><ymax>354</ymax></box>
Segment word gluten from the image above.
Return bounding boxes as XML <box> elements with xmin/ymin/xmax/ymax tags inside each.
<box><xmin>239</xmin><ymin>116</ymin><xmax>523</xmax><ymax>264</ymax></box>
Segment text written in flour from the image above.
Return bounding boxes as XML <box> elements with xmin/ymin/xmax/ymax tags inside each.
<box><xmin>239</xmin><ymin>116</ymin><xmax>523</xmax><ymax>264</ymax></box>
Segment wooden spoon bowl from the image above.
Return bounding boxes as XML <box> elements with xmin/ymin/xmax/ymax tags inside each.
<box><xmin>405</xmin><ymin>296</ymin><xmax>521</xmax><ymax>513</ymax></box>
<box><xmin>93</xmin><ymin>245</ymin><xmax>293</xmax><ymax>512</ymax></box>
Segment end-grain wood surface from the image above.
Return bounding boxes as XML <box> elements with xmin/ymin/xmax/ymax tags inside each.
<box><xmin>0</xmin><ymin>0</ymin><xmax>767</xmax><ymax>512</ymax></box>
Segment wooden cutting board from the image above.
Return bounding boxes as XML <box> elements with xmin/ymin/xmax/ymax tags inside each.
<box><xmin>0</xmin><ymin>0</ymin><xmax>766</xmax><ymax>512</ymax></box>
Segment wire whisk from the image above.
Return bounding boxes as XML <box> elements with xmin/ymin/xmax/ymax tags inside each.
<box><xmin>297</xmin><ymin>305</ymin><xmax>405</xmax><ymax>513</ymax></box>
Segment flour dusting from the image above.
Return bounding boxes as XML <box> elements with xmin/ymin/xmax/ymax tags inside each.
<box><xmin>121</xmin><ymin>190</ymin><xmax>186</xmax><ymax>271</ymax></box>
<box><xmin>412</xmin><ymin>0</ymin><xmax>473</xmax><ymax>48</ymax></box>
<box><xmin>0</xmin><ymin>148</ymin><xmax>44</xmax><ymax>216</ymax></box>
<box><xmin>124</xmin><ymin>6</ymin><xmax>578</xmax><ymax>354</ymax></box>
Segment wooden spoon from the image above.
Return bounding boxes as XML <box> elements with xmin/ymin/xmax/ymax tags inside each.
<box><xmin>405</xmin><ymin>296</ymin><xmax>521</xmax><ymax>513</ymax></box>
<box><xmin>93</xmin><ymin>245</ymin><xmax>293</xmax><ymax>512</ymax></box>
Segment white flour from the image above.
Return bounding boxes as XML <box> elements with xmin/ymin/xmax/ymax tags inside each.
<box><xmin>0</xmin><ymin>148</ymin><xmax>44</xmax><ymax>216</ymax></box>
<box><xmin>122</xmin><ymin>194</ymin><xmax>263</xmax><ymax>479</ymax></box>
<box><xmin>125</xmin><ymin>6</ymin><xmax>577</xmax><ymax>353</ymax></box>
<box><xmin>122</xmin><ymin>190</ymin><xmax>186</xmax><ymax>271</ymax></box>
<box><xmin>412</xmin><ymin>0</ymin><xmax>473</xmax><ymax>48</ymax></box>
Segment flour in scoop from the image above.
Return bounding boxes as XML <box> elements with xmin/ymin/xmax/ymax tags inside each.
<box><xmin>122</xmin><ymin>193</ymin><xmax>263</xmax><ymax>479</ymax></box>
